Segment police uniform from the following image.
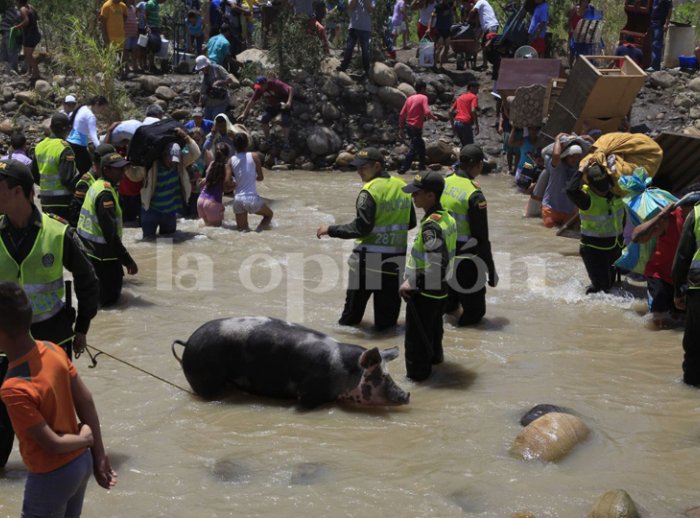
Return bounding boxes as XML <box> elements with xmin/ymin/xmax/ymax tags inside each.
<box><xmin>77</xmin><ymin>163</ymin><xmax>135</xmax><ymax>307</ymax></box>
<box><xmin>68</xmin><ymin>144</ymin><xmax>116</xmax><ymax>227</ymax></box>
<box><xmin>31</xmin><ymin>135</ymin><xmax>77</xmax><ymax>220</ymax></box>
<box><xmin>441</xmin><ymin>145</ymin><xmax>497</xmax><ymax>326</ymax></box>
<box><xmin>0</xmin><ymin>159</ymin><xmax>99</xmax><ymax>467</ymax></box>
<box><xmin>402</xmin><ymin>171</ymin><xmax>457</xmax><ymax>381</ymax></box>
<box><xmin>566</xmin><ymin>168</ymin><xmax>625</xmax><ymax>293</ymax></box>
<box><xmin>672</xmin><ymin>204</ymin><xmax>700</xmax><ymax>385</ymax></box>
<box><xmin>329</xmin><ymin>149</ymin><xmax>416</xmax><ymax>330</ymax></box>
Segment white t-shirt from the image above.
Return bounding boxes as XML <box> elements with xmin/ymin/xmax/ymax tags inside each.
<box><xmin>231</xmin><ymin>152</ymin><xmax>258</xmax><ymax>197</ymax></box>
<box><xmin>474</xmin><ymin>0</ymin><xmax>498</xmax><ymax>30</ymax></box>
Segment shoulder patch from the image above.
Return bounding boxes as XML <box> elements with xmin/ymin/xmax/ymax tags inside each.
<box><xmin>65</xmin><ymin>155</ymin><xmax>75</xmax><ymax>161</ymax></box>
<box><xmin>423</xmin><ymin>228</ymin><xmax>438</xmax><ymax>248</ymax></box>
<box><xmin>471</xmin><ymin>179</ymin><xmax>481</xmax><ymax>188</ymax></box>
<box><xmin>430</xmin><ymin>213</ymin><xmax>442</xmax><ymax>221</ymax></box>
<box><xmin>47</xmin><ymin>213</ymin><xmax>68</xmax><ymax>225</ymax></box>
<box><xmin>102</xmin><ymin>201</ymin><xmax>115</xmax><ymax>209</ymax></box>
<box><xmin>357</xmin><ymin>190</ymin><xmax>370</xmax><ymax>207</ymax></box>
<box><xmin>478</xmin><ymin>201</ymin><xmax>488</xmax><ymax>209</ymax></box>
<box><xmin>103</xmin><ymin>181</ymin><xmax>112</xmax><ymax>188</ymax></box>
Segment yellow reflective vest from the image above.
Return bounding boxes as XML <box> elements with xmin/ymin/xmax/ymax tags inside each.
<box><xmin>355</xmin><ymin>175</ymin><xmax>412</xmax><ymax>254</ymax></box>
<box><xmin>407</xmin><ymin>209</ymin><xmax>457</xmax><ymax>299</ymax></box>
<box><xmin>0</xmin><ymin>213</ymin><xmax>66</xmax><ymax>323</ymax></box>
<box><xmin>579</xmin><ymin>186</ymin><xmax>625</xmax><ymax>249</ymax></box>
<box><xmin>441</xmin><ymin>173</ymin><xmax>480</xmax><ymax>244</ymax></box>
<box><xmin>77</xmin><ymin>180</ymin><xmax>122</xmax><ymax>260</ymax></box>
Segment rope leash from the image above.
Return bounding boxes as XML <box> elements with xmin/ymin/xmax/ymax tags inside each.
<box><xmin>81</xmin><ymin>344</ymin><xmax>193</xmax><ymax>395</ymax></box>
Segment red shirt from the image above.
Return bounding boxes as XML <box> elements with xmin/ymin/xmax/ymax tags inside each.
<box><xmin>451</xmin><ymin>92</ymin><xmax>478</xmax><ymax>124</ymax></box>
<box><xmin>399</xmin><ymin>93</ymin><xmax>432</xmax><ymax>129</ymax></box>
<box><xmin>252</xmin><ymin>79</ymin><xmax>291</xmax><ymax>106</ymax></box>
<box><xmin>644</xmin><ymin>207</ymin><xmax>684</xmax><ymax>284</ymax></box>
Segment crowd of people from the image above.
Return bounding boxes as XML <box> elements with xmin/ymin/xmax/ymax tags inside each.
<box><xmin>2</xmin><ymin>0</ymin><xmax>700</xmax><ymax>515</ymax></box>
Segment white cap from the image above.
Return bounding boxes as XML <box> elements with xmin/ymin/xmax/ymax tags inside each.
<box><xmin>64</xmin><ymin>94</ymin><xmax>77</xmax><ymax>104</ymax></box>
<box><xmin>561</xmin><ymin>144</ymin><xmax>583</xmax><ymax>158</ymax></box>
<box><xmin>194</xmin><ymin>55</ymin><xmax>210</xmax><ymax>71</ymax></box>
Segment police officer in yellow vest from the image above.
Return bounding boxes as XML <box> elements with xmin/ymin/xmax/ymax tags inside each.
<box><xmin>0</xmin><ymin>159</ymin><xmax>98</xmax><ymax>467</ymax></box>
<box><xmin>400</xmin><ymin>171</ymin><xmax>457</xmax><ymax>381</ymax></box>
<box><xmin>672</xmin><ymin>202</ymin><xmax>700</xmax><ymax>386</ymax></box>
<box><xmin>566</xmin><ymin>163</ymin><xmax>625</xmax><ymax>294</ymax></box>
<box><xmin>441</xmin><ymin>144</ymin><xmax>498</xmax><ymax>326</ymax></box>
<box><xmin>68</xmin><ymin>143</ymin><xmax>116</xmax><ymax>227</ymax></box>
<box><xmin>78</xmin><ymin>153</ymin><xmax>138</xmax><ymax>307</ymax></box>
<box><xmin>31</xmin><ymin>113</ymin><xmax>77</xmax><ymax>220</ymax></box>
<box><xmin>317</xmin><ymin>147</ymin><xmax>416</xmax><ymax>330</ymax></box>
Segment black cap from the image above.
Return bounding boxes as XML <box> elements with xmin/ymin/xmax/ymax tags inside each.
<box><xmin>402</xmin><ymin>170</ymin><xmax>445</xmax><ymax>195</ymax></box>
<box><xmin>459</xmin><ymin>144</ymin><xmax>485</xmax><ymax>162</ymax></box>
<box><xmin>350</xmin><ymin>147</ymin><xmax>384</xmax><ymax>167</ymax></box>
<box><xmin>50</xmin><ymin>112</ymin><xmax>71</xmax><ymax>132</ymax></box>
<box><xmin>0</xmin><ymin>159</ymin><xmax>34</xmax><ymax>190</ymax></box>
<box><xmin>101</xmin><ymin>152</ymin><xmax>130</xmax><ymax>168</ymax></box>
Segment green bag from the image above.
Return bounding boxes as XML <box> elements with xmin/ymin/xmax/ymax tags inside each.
<box><xmin>8</xmin><ymin>26</ymin><xmax>22</xmax><ymax>49</ymax></box>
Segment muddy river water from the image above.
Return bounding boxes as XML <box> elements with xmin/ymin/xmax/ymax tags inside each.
<box><xmin>0</xmin><ymin>170</ymin><xmax>697</xmax><ymax>517</ymax></box>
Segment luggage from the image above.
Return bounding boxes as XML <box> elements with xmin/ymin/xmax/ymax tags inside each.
<box><xmin>127</xmin><ymin>118</ymin><xmax>184</xmax><ymax>168</ymax></box>
<box><xmin>615</xmin><ymin>168</ymin><xmax>678</xmax><ymax>274</ymax></box>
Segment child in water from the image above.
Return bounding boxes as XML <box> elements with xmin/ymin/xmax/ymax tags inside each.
<box><xmin>227</xmin><ymin>133</ymin><xmax>273</xmax><ymax>232</ymax></box>
<box><xmin>197</xmin><ymin>143</ymin><xmax>229</xmax><ymax>227</ymax></box>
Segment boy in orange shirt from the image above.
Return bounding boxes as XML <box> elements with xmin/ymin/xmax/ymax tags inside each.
<box><xmin>0</xmin><ymin>282</ymin><xmax>116</xmax><ymax>517</ymax></box>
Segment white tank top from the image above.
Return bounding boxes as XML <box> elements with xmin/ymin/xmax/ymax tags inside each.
<box><xmin>231</xmin><ymin>152</ymin><xmax>258</xmax><ymax>197</ymax></box>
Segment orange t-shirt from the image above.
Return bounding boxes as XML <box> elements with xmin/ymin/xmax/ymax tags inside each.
<box><xmin>1</xmin><ymin>341</ymin><xmax>85</xmax><ymax>474</ymax></box>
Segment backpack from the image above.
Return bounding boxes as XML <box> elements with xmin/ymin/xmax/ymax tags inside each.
<box><xmin>127</xmin><ymin>119</ymin><xmax>184</xmax><ymax>168</ymax></box>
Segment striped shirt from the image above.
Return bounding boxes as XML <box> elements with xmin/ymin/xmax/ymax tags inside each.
<box><xmin>150</xmin><ymin>163</ymin><xmax>183</xmax><ymax>214</ymax></box>
<box><xmin>125</xmin><ymin>5</ymin><xmax>138</xmax><ymax>37</ymax></box>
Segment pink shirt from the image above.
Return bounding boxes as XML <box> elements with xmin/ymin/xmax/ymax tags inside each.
<box><xmin>399</xmin><ymin>93</ymin><xmax>432</xmax><ymax>129</ymax></box>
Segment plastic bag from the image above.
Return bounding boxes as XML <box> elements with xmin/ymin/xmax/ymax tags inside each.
<box><xmin>418</xmin><ymin>38</ymin><xmax>434</xmax><ymax>67</ymax></box>
<box><xmin>615</xmin><ymin>168</ymin><xmax>678</xmax><ymax>274</ymax></box>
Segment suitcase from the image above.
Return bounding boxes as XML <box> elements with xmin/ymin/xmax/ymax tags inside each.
<box><xmin>127</xmin><ymin>118</ymin><xmax>184</xmax><ymax>168</ymax></box>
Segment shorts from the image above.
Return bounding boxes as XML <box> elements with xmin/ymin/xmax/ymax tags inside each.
<box><xmin>392</xmin><ymin>22</ymin><xmax>407</xmax><ymax>35</ymax></box>
<box><xmin>124</xmin><ymin>36</ymin><xmax>138</xmax><ymax>50</ymax></box>
<box><xmin>233</xmin><ymin>194</ymin><xmax>264</xmax><ymax>215</ymax></box>
<box><xmin>197</xmin><ymin>195</ymin><xmax>225</xmax><ymax>224</ymax></box>
<box><xmin>261</xmin><ymin>105</ymin><xmax>291</xmax><ymax>127</ymax></box>
<box><xmin>647</xmin><ymin>277</ymin><xmax>675</xmax><ymax>313</ymax></box>
<box><xmin>541</xmin><ymin>205</ymin><xmax>576</xmax><ymax>228</ymax></box>
<box><xmin>434</xmin><ymin>27</ymin><xmax>450</xmax><ymax>41</ymax></box>
<box><xmin>22</xmin><ymin>30</ymin><xmax>41</xmax><ymax>48</ymax></box>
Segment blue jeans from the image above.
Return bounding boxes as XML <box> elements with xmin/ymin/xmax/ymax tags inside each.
<box><xmin>340</xmin><ymin>28</ymin><xmax>371</xmax><ymax>73</ymax></box>
<box><xmin>650</xmin><ymin>22</ymin><xmax>664</xmax><ymax>70</ymax></box>
<box><xmin>141</xmin><ymin>207</ymin><xmax>177</xmax><ymax>238</ymax></box>
<box><xmin>454</xmin><ymin>121</ymin><xmax>474</xmax><ymax>146</ymax></box>
<box><xmin>22</xmin><ymin>450</ymin><xmax>92</xmax><ymax>518</ymax></box>
<box><xmin>399</xmin><ymin>125</ymin><xmax>426</xmax><ymax>173</ymax></box>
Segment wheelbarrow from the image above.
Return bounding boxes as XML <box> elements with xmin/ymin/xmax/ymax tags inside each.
<box><xmin>449</xmin><ymin>23</ymin><xmax>480</xmax><ymax>70</ymax></box>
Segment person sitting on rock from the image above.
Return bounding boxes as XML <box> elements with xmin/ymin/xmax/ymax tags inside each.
<box><xmin>237</xmin><ymin>76</ymin><xmax>293</xmax><ymax>148</ymax></box>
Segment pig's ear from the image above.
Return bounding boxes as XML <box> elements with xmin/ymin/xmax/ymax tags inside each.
<box><xmin>380</xmin><ymin>346</ymin><xmax>399</xmax><ymax>363</ymax></box>
<box><xmin>359</xmin><ymin>347</ymin><xmax>382</xmax><ymax>368</ymax></box>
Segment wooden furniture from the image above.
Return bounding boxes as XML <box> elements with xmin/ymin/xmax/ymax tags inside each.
<box><xmin>540</xmin><ymin>55</ymin><xmax>646</xmax><ymax>145</ymax></box>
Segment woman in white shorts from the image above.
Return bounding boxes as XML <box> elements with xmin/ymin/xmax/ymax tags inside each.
<box><xmin>227</xmin><ymin>132</ymin><xmax>273</xmax><ymax>232</ymax></box>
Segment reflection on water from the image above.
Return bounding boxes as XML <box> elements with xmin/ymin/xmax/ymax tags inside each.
<box><xmin>0</xmin><ymin>171</ymin><xmax>695</xmax><ymax>517</ymax></box>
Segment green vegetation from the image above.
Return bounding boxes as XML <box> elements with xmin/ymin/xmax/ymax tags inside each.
<box><xmin>267</xmin><ymin>2</ymin><xmax>325</xmax><ymax>80</ymax></box>
<box><xmin>56</xmin><ymin>17</ymin><xmax>135</xmax><ymax>120</ymax></box>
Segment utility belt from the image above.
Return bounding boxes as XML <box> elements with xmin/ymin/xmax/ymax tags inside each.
<box><xmin>349</xmin><ymin>249</ymin><xmax>405</xmax><ymax>277</ymax></box>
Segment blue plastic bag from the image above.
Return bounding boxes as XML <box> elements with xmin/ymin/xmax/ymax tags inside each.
<box><xmin>615</xmin><ymin>168</ymin><xmax>678</xmax><ymax>274</ymax></box>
